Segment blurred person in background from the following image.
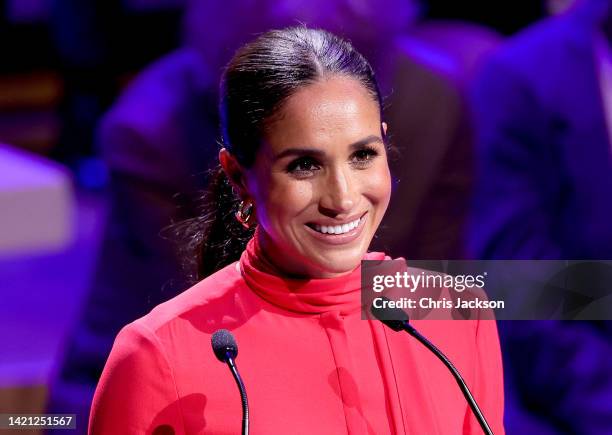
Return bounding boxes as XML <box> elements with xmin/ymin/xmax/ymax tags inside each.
<box><xmin>47</xmin><ymin>0</ymin><xmax>182</xmax><ymax>184</ymax></box>
<box><xmin>469</xmin><ymin>0</ymin><xmax>612</xmax><ymax>432</ymax></box>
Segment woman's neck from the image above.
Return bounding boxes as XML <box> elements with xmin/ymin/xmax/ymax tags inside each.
<box><xmin>254</xmin><ymin>227</ymin><xmax>357</xmax><ymax>280</ymax></box>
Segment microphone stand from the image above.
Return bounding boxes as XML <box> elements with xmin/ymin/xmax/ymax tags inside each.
<box><xmin>399</xmin><ymin>321</ymin><xmax>494</xmax><ymax>435</ymax></box>
<box><xmin>225</xmin><ymin>353</ymin><xmax>249</xmax><ymax>435</ymax></box>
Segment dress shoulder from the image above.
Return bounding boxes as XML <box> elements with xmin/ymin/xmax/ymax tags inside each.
<box><xmin>137</xmin><ymin>261</ymin><xmax>245</xmax><ymax>332</ymax></box>
<box><xmin>89</xmin><ymin>321</ymin><xmax>184</xmax><ymax>434</ymax></box>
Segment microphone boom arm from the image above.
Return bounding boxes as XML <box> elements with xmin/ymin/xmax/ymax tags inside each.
<box><xmin>226</xmin><ymin>355</ymin><xmax>249</xmax><ymax>435</ymax></box>
<box><xmin>401</xmin><ymin>322</ymin><xmax>494</xmax><ymax>435</ymax></box>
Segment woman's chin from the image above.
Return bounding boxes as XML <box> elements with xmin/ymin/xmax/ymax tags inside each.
<box><xmin>308</xmin><ymin>252</ymin><xmax>364</xmax><ymax>278</ymax></box>
<box><xmin>299</xmin><ymin>237</ymin><xmax>373</xmax><ymax>277</ymax></box>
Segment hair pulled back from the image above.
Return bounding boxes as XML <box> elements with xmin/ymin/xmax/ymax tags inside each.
<box><xmin>180</xmin><ymin>26</ymin><xmax>383</xmax><ymax>281</ymax></box>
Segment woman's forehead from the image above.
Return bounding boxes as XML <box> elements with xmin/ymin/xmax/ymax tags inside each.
<box><xmin>263</xmin><ymin>76</ymin><xmax>381</xmax><ymax>149</ymax></box>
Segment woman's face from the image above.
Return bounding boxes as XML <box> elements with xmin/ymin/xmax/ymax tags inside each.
<box><xmin>244</xmin><ymin>76</ymin><xmax>391</xmax><ymax>278</ymax></box>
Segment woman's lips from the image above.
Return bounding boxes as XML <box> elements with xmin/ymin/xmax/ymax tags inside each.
<box><xmin>304</xmin><ymin>213</ymin><xmax>367</xmax><ymax>245</ymax></box>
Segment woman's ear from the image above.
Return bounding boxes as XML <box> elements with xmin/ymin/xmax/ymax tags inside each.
<box><xmin>219</xmin><ymin>148</ymin><xmax>248</xmax><ymax>197</ymax></box>
<box><xmin>382</xmin><ymin>122</ymin><xmax>388</xmax><ymax>137</ymax></box>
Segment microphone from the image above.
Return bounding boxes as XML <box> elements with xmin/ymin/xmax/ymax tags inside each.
<box><xmin>371</xmin><ymin>298</ymin><xmax>494</xmax><ymax>435</ymax></box>
<box><xmin>211</xmin><ymin>329</ymin><xmax>249</xmax><ymax>435</ymax></box>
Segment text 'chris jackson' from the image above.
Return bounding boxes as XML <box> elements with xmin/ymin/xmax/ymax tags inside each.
<box><xmin>372</xmin><ymin>296</ymin><xmax>505</xmax><ymax>310</ymax></box>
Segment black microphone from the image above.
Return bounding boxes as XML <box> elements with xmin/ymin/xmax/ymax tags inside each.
<box><xmin>371</xmin><ymin>298</ymin><xmax>494</xmax><ymax>435</ymax></box>
<box><xmin>211</xmin><ymin>329</ymin><xmax>249</xmax><ymax>435</ymax></box>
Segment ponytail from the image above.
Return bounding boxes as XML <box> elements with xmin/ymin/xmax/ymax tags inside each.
<box><xmin>174</xmin><ymin>165</ymin><xmax>255</xmax><ymax>283</ymax></box>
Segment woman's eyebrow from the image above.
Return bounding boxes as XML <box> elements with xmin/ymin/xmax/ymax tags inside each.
<box><xmin>273</xmin><ymin>135</ymin><xmax>383</xmax><ymax>161</ymax></box>
<box><xmin>349</xmin><ymin>135</ymin><xmax>384</xmax><ymax>151</ymax></box>
<box><xmin>274</xmin><ymin>147</ymin><xmax>325</xmax><ymax>161</ymax></box>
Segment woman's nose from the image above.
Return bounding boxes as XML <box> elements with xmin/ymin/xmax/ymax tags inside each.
<box><xmin>319</xmin><ymin>168</ymin><xmax>357</xmax><ymax>215</ymax></box>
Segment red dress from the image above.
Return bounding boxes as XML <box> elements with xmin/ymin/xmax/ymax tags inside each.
<box><xmin>89</xmin><ymin>237</ymin><xmax>505</xmax><ymax>434</ymax></box>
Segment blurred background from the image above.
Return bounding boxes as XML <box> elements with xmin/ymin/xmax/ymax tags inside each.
<box><xmin>2</xmin><ymin>0</ymin><xmax>611</xmax><ymax>434</ymax></box>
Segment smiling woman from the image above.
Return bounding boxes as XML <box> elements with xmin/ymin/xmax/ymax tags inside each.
<box><xmin>189</xmin><ymin>27</ymin><xmax>391</xmax><ymax>280</ymax></box>
<box><xmin>229</xmin><ymin>75</ymin><xmax>391</xmax><ymax>278</ymax></box>
<box><xmin>88</xmin><ymin>27</ymin><xmax>505</xmax><ymax>434</ymax></box>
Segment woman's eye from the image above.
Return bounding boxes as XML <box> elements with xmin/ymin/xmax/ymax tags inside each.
<box><xmin>350</xmin><ymin>147</ymin><xmax>379</xmax><ymax>167</ymax></box>
<box><xmin>287</xmin><ymin>157</ymin><xmax>321</xmax><ymax>175</ymax></box>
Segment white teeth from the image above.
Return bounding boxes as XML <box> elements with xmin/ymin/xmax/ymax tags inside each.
<box><xmin>313</xmin><ymin>217</ymin><xmax>361</xmax><ymax>235</ymax></box>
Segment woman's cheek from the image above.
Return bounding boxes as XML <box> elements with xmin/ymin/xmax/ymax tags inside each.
<box><xmin>366</xmin><ymin>166</ymin><xmax>392</xmax><ymax>207</ymax></box>
<box><xmin>265</xmin><ymin>179</ymin><xmax>314</xmax><ymax>225</ymax></box>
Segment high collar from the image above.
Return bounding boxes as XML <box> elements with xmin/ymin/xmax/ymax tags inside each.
<box><xmin>239</xmin><ymin>232</ymin><xmax>387</xmax><ymax>316</ymax></box>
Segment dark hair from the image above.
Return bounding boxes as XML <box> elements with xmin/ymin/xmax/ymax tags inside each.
<box><xmin>180</xmin><ymin>26</ymin><xmax>384</xmax><ymax>281</ymax></box>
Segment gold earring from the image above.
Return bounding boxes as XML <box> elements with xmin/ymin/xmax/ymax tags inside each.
<box><xmin>235</xmin><ymin>200</ymin><xmax>254</xmax><ymax>229</ymax></box>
